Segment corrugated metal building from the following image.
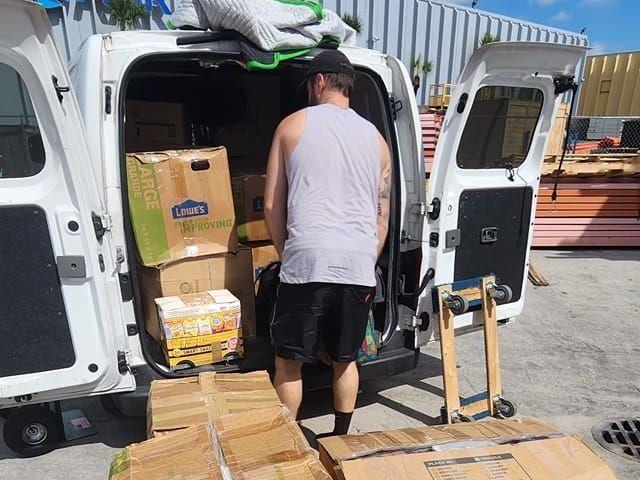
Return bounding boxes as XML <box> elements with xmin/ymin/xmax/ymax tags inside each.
<box><xmin>577</xmin><ymin>51</ymin><xmax>640</xmax><ymax>116</ymax></box>
<box><xmin>47</xmin><ymin>0</ymin><xmax>588</xmax><ymax>104</ymax></box>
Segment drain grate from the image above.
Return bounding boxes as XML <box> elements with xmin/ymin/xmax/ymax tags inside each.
<box><xmin>592</xmin><ymin>418</ymin><xmax>640</xmax><ymax>462</ymax></box>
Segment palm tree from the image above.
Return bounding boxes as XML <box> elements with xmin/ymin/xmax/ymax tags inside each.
<box><xmin>341</xmin><ymin>13</ymin><xmax>363</xmax><ymax>34</ymax></box>
<box><xmin>410</xmin><ymin>55</ymin><xmax>433</xmax><ymax>95</ymax></box>
<box><xmin>480</xmin><ymin>31</ymin><xmax>499</xmax><ymax>46</ymax></box>
<box><xmin>109</xmin><ymin>0</ymin><xmax>148</xmax><ymax>31</ymax></box>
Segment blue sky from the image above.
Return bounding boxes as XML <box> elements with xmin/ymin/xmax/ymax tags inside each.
<box><xmin>448</xmin><ymin>0</ymin><xmax>637</xmax><ymax>55</ymax></box>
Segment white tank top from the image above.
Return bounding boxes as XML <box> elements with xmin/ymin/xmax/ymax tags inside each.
<box><xmin>279</xmin><ymin>103</ymin><xmax>380</xmax><ymax>287</ymax></box>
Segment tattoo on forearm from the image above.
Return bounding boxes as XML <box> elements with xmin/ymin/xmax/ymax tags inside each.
<box><xmin>378</xmin><ymin>169</ymin><xmax>391</xmax><ymax>219</ymax></box>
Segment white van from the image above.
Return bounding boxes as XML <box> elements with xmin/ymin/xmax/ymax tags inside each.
<box><xmin>0</xmin><ymin>0</ymin><xmax>584</xmax><ymax>456</ymax></box>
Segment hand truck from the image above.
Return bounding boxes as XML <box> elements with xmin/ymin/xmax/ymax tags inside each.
<box><xmin>434</xmin><ymin>275</ymin><xmax>517</xmax><ymax>424</ymax></box>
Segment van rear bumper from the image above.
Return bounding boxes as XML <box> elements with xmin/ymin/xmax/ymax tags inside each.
<box><xmin>112</xmin><ymin>346</ymin><xmax>420</xmax><ymax>417</ymax></box>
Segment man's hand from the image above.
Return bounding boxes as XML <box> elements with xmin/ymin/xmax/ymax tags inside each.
<box><xmin>376</xmin><ymin>134</ymin><xmax>391</xmax><ymax>258</ymax></box>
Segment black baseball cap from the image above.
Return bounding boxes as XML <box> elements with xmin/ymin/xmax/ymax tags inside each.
<box><xmin>306</xmin><ymin>50</ymin><xmax>356</xmax><ymax>80</ymax></box>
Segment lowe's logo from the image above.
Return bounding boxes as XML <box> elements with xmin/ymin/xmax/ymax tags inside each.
<box><xmin>171</xmin><ymin>199</ymin><xmax>208</xmax><ymax>219</ymax></box>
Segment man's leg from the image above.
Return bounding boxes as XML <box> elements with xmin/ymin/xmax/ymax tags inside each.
<box><xmin>331</xmin><ymin>360</ymin><xmax>359</xmax><ymax>435</ymax></box>
<box><xmin>274</xmin><ymin>355</ymin><xmax>304</xmax><ymax>418</ymax></box>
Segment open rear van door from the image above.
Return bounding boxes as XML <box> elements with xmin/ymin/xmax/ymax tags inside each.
<box><xmin>418</xmin><ymin>42</ymin><xmax>586</xmax><ymax>335</ymax></box>
<box><xmin>0</xmin><ymin>0</ymin><xmax>135</xmax><ymax>407</ymax></box>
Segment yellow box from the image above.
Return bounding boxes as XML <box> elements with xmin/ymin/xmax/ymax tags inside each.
<box><xmin>155</xmin><ymin>289</ymin><xmax>243</xmax><ymax>370</ymax></box>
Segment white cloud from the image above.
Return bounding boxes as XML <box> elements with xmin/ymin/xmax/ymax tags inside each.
<box><xmin>589</xmin><ymin>41</ymin><xmax>606</xmax><ymax>56</ymax></box>
<box><xmin>534</xmin><ymin>0</ymin><xmax>560</xmax><ymax>6</ymax></box>
<box><xmin>550</xmin><ymin>10</ymin><xmax>571</xmax><ymax>21</ymax></box>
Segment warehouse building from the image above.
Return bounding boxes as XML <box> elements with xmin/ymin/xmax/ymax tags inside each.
<box><xmin>578</xmin><ymin>50</ymin><xmax>640</xmax><ymax>117</ymax></box>
<box><xmin>46</xmin><ymin>0</ymin><xmax>588</xmax><ymax>104</ymax></box>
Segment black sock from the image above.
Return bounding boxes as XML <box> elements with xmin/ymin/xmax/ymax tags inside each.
<box><xmin>333</xmin><ymin>410</ymin><xmax>353</xmax><ymax>436</ymax></box>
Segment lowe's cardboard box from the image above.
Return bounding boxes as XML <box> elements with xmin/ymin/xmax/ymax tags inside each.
<box><xmin>318</xmin><ymin>418</ymin><xmax>618</xmax><ymax>480</ymax></box>
<box><xmin>139</xmin><ymin>247</ymin><xmax>256</xmax><ymax>340</ymax></box>
<box><xmin>155</xmin><ymin>289</ymin><xmax>243</xmax><ymax>370</ymax></box>
<box><xmin>147</xmin><ymin>371</ymin><xmax>280</xmax><ymax>437</ymax></box>
<box><xmin>231</xmin><ymin>174</ymin><xmax>270</xmax><ymax>242</ymax></box>
<box><xmin>126</xmin><ymin>147</ymin><xmax>237</xmax><ymax>266</ymax></box>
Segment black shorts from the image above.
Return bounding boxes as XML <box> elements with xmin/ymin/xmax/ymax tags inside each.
<box><xmin>271</xmin><ymin>283</ymin><xmax>374</xmax><ymax>364</ymax></box>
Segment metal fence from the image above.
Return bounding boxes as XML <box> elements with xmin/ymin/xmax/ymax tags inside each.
<box><xmin>565</xmin><ymin>116</ymin><xmax>640</xmax><ymax>155</ymax></box>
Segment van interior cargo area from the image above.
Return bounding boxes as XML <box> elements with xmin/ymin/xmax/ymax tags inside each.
<box><xmin>121</xmin><ymin>54</ymin><xmax>403</xmax><ymax>376</ymax></box>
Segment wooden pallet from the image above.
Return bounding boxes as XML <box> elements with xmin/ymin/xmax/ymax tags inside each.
<box><xmin>528</xmin><ymin>263</ymin><xmax>549</xmax><ymax>286</ymax></box>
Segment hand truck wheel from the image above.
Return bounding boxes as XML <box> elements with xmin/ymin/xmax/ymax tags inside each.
<box><xmin>446</xmin><ymin>294</ymin><xmax>469</xmax><ymax>315</ymax></box>
<box><xmin>494</xmin><ymin>398</ymin><xmax>517</xmax><ymax>419</ymax></box>
<box><xmin>490</xmin><ymin>284</ymin><xmax>513</xmax><ymax>304</ymax></box>
<box><xmin>2</xmin><ymin>405</ymin><xmax>62</xmax><ymax>457</ymax></box>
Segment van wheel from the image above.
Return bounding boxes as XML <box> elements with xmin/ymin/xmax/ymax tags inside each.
<box><xmin>2</xmin><ymin>405</ymin><xmax>62</xmax><ymax>457</ymax></box>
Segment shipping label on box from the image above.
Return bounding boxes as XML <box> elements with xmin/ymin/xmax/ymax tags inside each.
<box><xmin>126</xmin><ymin>147</ymin><xmax>238</xmax><ymax>266</ymax></box>
<box><xmin>339</xmin><ymin>435</ymin><xmax>618</xmax><ymax>480</ymax></box>
<box><xmin>231</xmin><ymin>174</ymin><xmax>270</xmax><ymax>242</ymax></box>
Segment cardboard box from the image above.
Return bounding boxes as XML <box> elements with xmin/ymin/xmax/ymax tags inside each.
<box><xmin>231</xmin><ymin>174</ymin><xmax>270</xmax><ymax>242</ymax></box>
<box><xmin>155</xmin><ymin>290</ymin><xmax>243</xmax><ymax>370</ymax></box>
<box><xmin>214</xmin><ymin>405</ymin><xmax>332</xmax><ymax>479</ymax></box>
<box><xmin>251</xmin><ymin>244</ymin><xmax>280</xmax><ymax>280</ymax></box>
<box><xmin>318</xmin><ymin>418</ymin><xmax>618</xmax><ymax>480</ymax></box>
<box><xmin>340</xmin><ymin>436</ymin><xmax>617</xmax><ymax>479</ymax></box>
<box><xmin>125</xmin><ymin>101</ymin><xmax>186</xmax><ymax>152</ymax></box>
<box><xmin>109</xmin><ymin>423</ymin><xmax>222</xmax><ymax>480</ymax></box>
<box><xmin>139</xmin><ymin>247</ymin><xmax>256</xmax><ymax>340</ymax></box>
<box><xmin>147</xmin><ymin>371</ymin><xmax>280</xmax><ymax>438</ymax></box>
<box><xmin>126</xmin><ymin>147</ymin><xmax>238</xmax><ymax>266</ymax></box>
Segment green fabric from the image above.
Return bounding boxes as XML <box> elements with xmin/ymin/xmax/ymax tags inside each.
<box><xmin>246</xmin><ymin>47</ymin><xmax>313</xmax><ymax>71</ymax></box>
<box><xmin>245</xmin><ymin>36</ymin><xmax>342</xmax><ymax>71</ymax></box>
<box><xmin>273</xmin><ymin>0</ymin><xmax>323</xmax><ymax>20</ymax></box>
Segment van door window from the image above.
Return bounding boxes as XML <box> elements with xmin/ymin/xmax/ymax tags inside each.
<box><xmin>457</xmin><ymin>86</ymin><xmax>543</xmax><ymax>169</ymax></box>
<box><xmin>0</xmin><ymin>63</ymin><xmax>45</xmax><ymax>178</ymax></box>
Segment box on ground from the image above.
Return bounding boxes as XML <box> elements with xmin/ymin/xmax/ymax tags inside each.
<box><xmin>214</xmin><ymin>405</ymin><xmax>331</xmax><ymax>479</ymax></box>
<box><xmin>109</xmin><ymin>423</ymin><xmax>222</xmax><ymax>480</ymax></box>
<box><xmin>231</xmin><ymin>174</ymin><xmax>270</xmax><ymax>242</ymax></box>
<box><xmin>139</xmin><ymin>247</ymin><xmax>256</xmax><ymax>341</ymax></box>
<box><xmin>318</xmin><ymin>418</ymin><xmax>618</xmax><ymax>480</ymax></box>
<box><xmin>125</xmin><ymin>100</ymin><xmax>186</xmax><ymax>152</ymax></box>
<box><xmin>126</xmin><ymin>147</ymin><xmax>237</xmax><ymax>266</ymax></box>
<box><xmin>250</xmin><ymin>243</ymin><xmax>280</xmax><ymax>280</ymax></box>
<box><xmin>147</xmin><ymin>370</ymin><xmax>280</xmax><ymax>438</ymax></box>
<box><xmin>155</xmin><ymin>289</ymin><xmax>242</xmax><ymax>370</ymax></box>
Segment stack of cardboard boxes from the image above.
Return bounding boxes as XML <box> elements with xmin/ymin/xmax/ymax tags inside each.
<box><xmin>110</xmin><ymin>371</ymin><xmax>331</xmax><ymax>480</ymax></box>
<box><xmin>109</xmin><ymin>370</ymin><xmax>618</xmax><ymax>480</ymax></box>
<box><xmin>126</xmin><ymin>100</ymin><xmax>279</xmax><ymax>370</ymax></box>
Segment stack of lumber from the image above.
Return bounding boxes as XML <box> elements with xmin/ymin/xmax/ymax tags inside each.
<box><xmin>421</xmin><ymin>112</ymin><xmax>442</xmax><ymax>174</ymax></box>
<box><xmin>542</xmin><ymin>153</ymin><xmax>640</xmax><ymax>178</ymax></box>
<box><xmin>534</xmin><ymin>182</ymin><xmax>640</xmax><ymax>247</ymax></box>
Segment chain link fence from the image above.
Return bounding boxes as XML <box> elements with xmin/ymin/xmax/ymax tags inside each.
<box><xmin>564</xmin><ymin>116</ymin><xmax>640</xmax><ymax>155</ymax></box>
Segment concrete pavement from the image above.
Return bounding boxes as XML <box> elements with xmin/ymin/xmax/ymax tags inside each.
<box><xmin>1</xmin><ymin>249</ymin><xmax>639</xmax><ymax>479</ymax></box>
